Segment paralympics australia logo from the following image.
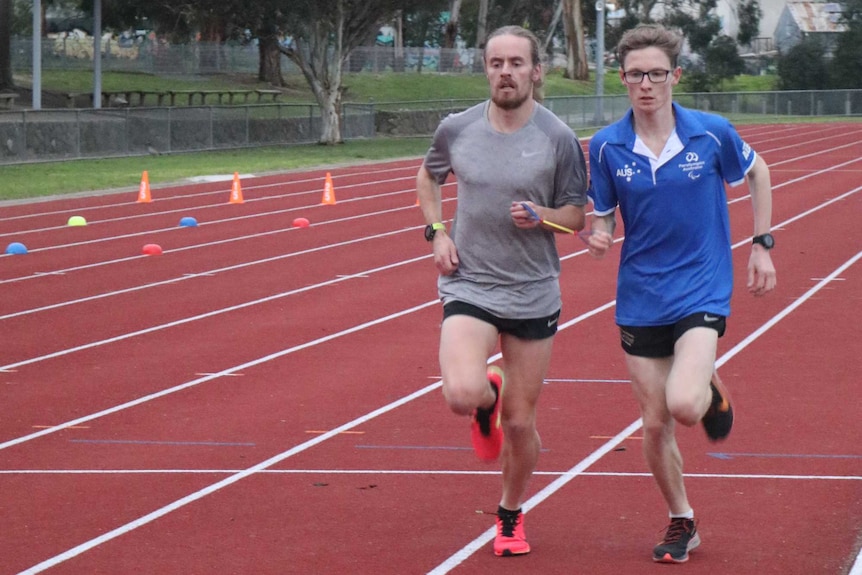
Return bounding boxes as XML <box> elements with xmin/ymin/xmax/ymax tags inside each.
<box><xmin>678</xmin><ymin>151</ymin><xmax>705</xmax><ymax>181</ymax></box>
<box><xmin>615</xmin><ymin>161</ymin><xmax>642</xmax><ymax>182</ymax></box>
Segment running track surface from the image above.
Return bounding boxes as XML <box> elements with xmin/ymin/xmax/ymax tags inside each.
<box><xmin>1</xmin><ymin>123</ymin><xmax>860</xmax><ymax>575</ymax></box>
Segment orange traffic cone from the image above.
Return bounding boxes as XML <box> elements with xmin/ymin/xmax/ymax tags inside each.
<box><xmin>229</xmin><ymin>172</ymin><xmax>243</xmax><ymax>204</ymax></box>
<box><xmin>321</xmin><ymin>172</ymin><xmax>336</xmax><ymax>205</ymax></box>
<box><xmin>137</xmin><ymin>171</ymin><xmax>152</xmax><ymax>203</ymax></box>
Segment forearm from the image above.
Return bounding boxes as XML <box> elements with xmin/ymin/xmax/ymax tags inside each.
<box><xmin>592</xmin><ymin>212</ymin><xmax>617</xmax><ymax>236</ymax></box>
<box><xmin>748</xmin><ymin>155</ymin><xmax>773</xmax><ymax>235</ymax></box>
<box><xmin>539</xmin><ymin>204</ymin><xmax>586</xmax><ymax>233</ymax></box>
<box><xmin>416</xmin><ymin>166</ymin><xmax>444</xmax><ymax>224</ymax></box>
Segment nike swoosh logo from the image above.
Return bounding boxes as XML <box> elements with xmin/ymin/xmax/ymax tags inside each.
<box><xmin>703</xmin><ymin>314</ymin><xmax>720</xmax><ymax>323</ymax></box>
<box><xmin>522</xmin><ymin>150</ymin><xmax>542</xmax><ymax>158</ymax></box>
<box><xmin>547</xmin><ymin>318</ymin><xmax>558</xmax><ymax>327</ymax></box>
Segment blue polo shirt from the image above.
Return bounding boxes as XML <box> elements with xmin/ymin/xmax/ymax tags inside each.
<box><xmin>588</xmin><ymin>103</ymin><xmax>756</xmax><ymax>326</ymax></box>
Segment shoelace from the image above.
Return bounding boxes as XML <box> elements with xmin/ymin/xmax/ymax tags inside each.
<box><xmin>474</xmin><ymin>382</ymin><xmax>500</xmax><ymax>436</ymax></box>
<box><xmin>498</xmin><ymin>513</ymin><xmax>520</xmax><ymax>537</ymax></box>
<box><xmin>660</xmin><ymin>519</ymin><xmax>692</xmax><ymax>544</ymax></box>
<box><xmin>475</xmin><ymin>406</ymin><xmax>492</xmax><ymax>435</ymax></box>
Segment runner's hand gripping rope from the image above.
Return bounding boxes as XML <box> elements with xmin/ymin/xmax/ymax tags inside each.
<box><xmin>520</xmin><ymin>202</ymin><xmax>592</xmax><ymax>244</ymax></box>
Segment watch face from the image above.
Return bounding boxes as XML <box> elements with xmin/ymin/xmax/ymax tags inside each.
<box><xmin>755</xmin><ymin>234</ymin><xmax>774</xmax><ymax>249</ymax></box>
<box><xmin>424</xmin><ymin>225</ymin><xmax>435</xmax><ymax>242</ymax></box>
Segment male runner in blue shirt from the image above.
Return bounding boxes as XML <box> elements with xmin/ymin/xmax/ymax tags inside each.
<box><xmin>585</xmin><ymin>24</ymin><xmax>777</xmax><ymax>563</ymax></box>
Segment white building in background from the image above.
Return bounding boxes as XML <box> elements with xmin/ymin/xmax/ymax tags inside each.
<box><xmin>714</xmin><ymin>0</ymin><xmax>788</xmax><ymax>52</ymax></box>
<box><xmin>773</xmin><ymin>1</ymin><xmax>848</xmax><ymax>55</ymax></box>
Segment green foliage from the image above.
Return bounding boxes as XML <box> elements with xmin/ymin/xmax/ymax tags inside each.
<box><xmin>680</xmin><ymin>70</ymin><xmax>714</xmax><ymax>93</ymax></box>
<box><xmin>776</xmin><ymin>38</ymin><xmax>829</xmax><ymax>90</ymax></box>
<box><xmin>663</xmin><ymin>0</ymin><xmax>722</xmax><ymax>54</ymax></box>
<box><xmin>828</xmin><ymin>0</ymin><xmax>862</xmax><ymax>88</ymax></box>
<box><xmin>704</xmin><ymin>35</ymin><xmax>745</xmax><ymax>87</ymax></box>
<box><xmin>735</xmin><ymin>0</ymin><xmax>762</xmax><ymax>47</ymax></box>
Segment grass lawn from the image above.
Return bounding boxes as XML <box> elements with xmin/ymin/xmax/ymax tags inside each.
<box><xmin>0</xmin><ymin>68</ymin><xmax>803</xmax><ymax>202</ymax></box>
<box><xmin>0</xmin><ymin>137</ymin><xmax>434</xmax><ymax>202</ymax></box>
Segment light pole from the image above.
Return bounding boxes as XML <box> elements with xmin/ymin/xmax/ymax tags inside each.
<box><xmin>595</xmin><ymin>0</ymin><xmax>605</xmax><ymax>125</ymax></box>
<box><xmin>32</xmin><ymin>0</ymin><xmax>41</xmax><ymax>109</ymax></box>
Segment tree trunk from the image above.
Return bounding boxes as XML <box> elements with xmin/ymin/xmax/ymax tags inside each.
<box><xmin>393</xmin><ymin>11</ymin><xmax>404</xmax><ymax>73</ymax></box>
<box><xmin>318</xmin><ymin>87</ymin><xmax>342</xmax><ymax>144</ymax></box>
<box><xmin>542</xmin><ymin>0</ymin><xmax>564</xmax><ymax>55</ymax></box>
<box><xmin>562</xmin><ymin>0</ymin><xmax>589</xmax><ymax>80</ymax></box>
<box><xmin>198</xmin><ymin>17</ymin><xmax>223</xmax><ymax>73</ymax></box>
<box><xmin>258</xmin><ymin>31</ymin><xmax>284</xmax><ymax>86</ymax></box>
<box><xmin>441</xmin><ymin>0</ymin><xmax>462</xmax><ymax>71</ymax></box>
<box><xmin>281</xmin><ymin>11</ymin><xmax>345</xmax><ymax>144</ymax></box>
<box><xmin>0</xmin><ymin>0</ymin><xmax>14</xmax><ymax>90</ymax></box>
<box><xmin>473</xmin><ymin>0</ymin><xmax>491</xmax><ymax>72</ymax></box>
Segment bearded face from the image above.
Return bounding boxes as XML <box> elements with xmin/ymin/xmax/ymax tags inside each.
<box><xmin>484</xmin><ymin>35</ymin><xmax>540</xmax><ymax>112</ymax></box>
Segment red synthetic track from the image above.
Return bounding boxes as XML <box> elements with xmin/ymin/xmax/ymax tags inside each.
<box><xmin>0</xmin><ymin>124</ymin><xmax>860</xmax><ymax>575</ymax></box>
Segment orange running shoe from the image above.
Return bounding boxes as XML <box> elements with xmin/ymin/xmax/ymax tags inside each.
<box><xmin>470</xmin><ymin>366</ymin><xmax>505</xmax><ymax>462</ymax></box>
<box><xmin>494</xmin><ymin>507</ymin><xmax>530</xmax><ymax>556</ymax></box>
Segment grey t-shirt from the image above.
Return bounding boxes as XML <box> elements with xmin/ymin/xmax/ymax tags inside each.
<box><xmin>423</xmin><ymin>101</ymin><xmax>588</xmax><ymax>319</ymax></box>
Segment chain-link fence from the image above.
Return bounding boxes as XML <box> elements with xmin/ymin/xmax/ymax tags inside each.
<box><xmin>0</xmin><ymin>103</ymin><xmax>376</xmax><ymax>164</ymax></box>
<box><xmin>2</xmin><ymin>89</ymin><xmax>859</xmax><ymax>165</ymax></box>
<box><xmin>10</xmin><ymin>38</ymin><xmax>496</xmax><ymax>76</ymax></box>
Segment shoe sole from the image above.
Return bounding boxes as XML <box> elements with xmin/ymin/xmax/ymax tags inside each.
<box><xmin>703</xmin><ymin>371</ymin><xmax>734</xmax><ymax>441</ymax></box>
<box><xmin>495</xmin><ymin>548</ymin><xmax>531</xmax><ymax>557</ymax></box>
<box><xmin>470</xmin><ymin>366</ymin><xmax>505</xmax><ymax>461</ymax></box>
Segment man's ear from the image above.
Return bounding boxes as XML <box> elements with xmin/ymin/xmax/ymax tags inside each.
<box><xmin>532</xmin><ymin>64</ymin><xmax>543</xmax><ymax>84</ymax></box>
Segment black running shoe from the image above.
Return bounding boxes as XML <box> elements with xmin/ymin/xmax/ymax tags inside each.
<box><xmin>653</xmin><ymin>518</ymin><xmax>701</xmax><ymax>563</ymax></box>
<box><xmin>702</xmin><ymin>371</ymin><xmax>733</xmax><ymax>441</ymax></box>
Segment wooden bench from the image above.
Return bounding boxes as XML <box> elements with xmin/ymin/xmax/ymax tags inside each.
<box><xmin>166</xmin><ymin>89</ymin><xmax>256</xmax><ymax>106</ymax></box>
<box><xmin>66</xmin><ymin>92</ymin><xmax>90</xmax><ymax>108</ymax></box>
<box><xmin>255</xmin><ymin>89</ymin><xmax>282</xmax><ymax>102</ymax></box>
<box><xmin>0</xmin><ymin>93</ymin><xmax>19</xmax><ymax>109</ymax></box>
<box><xmin>105</xmin><ymin>90</ymin><xmax>168</xmax><ymax>107</ymax></box>
<box><xmin>223</xmin><ymin>90</ymin><xmax>254</xmax><ymax>104</ymax></box>
<box><xmin>64</xmin><ymin>89</ymin><xmax>273</xmax><ymax>108</ymax></box>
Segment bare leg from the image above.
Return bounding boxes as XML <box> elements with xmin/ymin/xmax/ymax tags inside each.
<box><xmin>626</xmin><ymin>353</ymin><xmax>691</xmax><ymax>515</ymax></box>
<box><xmin>497</xmin><ymin>333</ymin><xmax>554</xmax><ymax>511</ymax></box>
<box><xmin>439</xmin><ymin>315</ymin><xmax>500</xmax><ymax>416</ymax></box>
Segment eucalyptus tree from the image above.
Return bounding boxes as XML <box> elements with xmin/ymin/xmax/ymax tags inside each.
<box><xmin>90</xmin><ymin>0</ymin><xmax>419</xmax><ymax>143</ymax></box>
<box><xmin>275</xmin><ymin>0</ymin><xmax>427</xmax><ymax>144</ymax></box>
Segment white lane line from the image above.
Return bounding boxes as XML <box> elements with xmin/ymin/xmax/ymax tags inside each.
<box><xmin>2</xmin><ymin>469</ymin><xmax>859</xmax><ymax>481</ymax></box>
<box><xmin>427</xmin><ymin>250</ymin><xmax>862</xmax><ymax>574</ymax></box>
<box><xmin>0</xmin><ymin>253</ymin><xmax>429</xmax><ymax>371</ymax></box>
<box><xmin>0</xmin><ymin>299</ymin><xmax>439</xmax><ymax>453</ymax></box>
<box><xmin>16</xmin><ymin>251</ymin><xmax>860</xmax><ymax>573</ymax></box>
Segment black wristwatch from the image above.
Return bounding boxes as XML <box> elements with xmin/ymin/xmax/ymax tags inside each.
<box><xmin>752</xmin><ymin>233</ymin><xmax>775</xmax><ymax>250</ymax></box>
<box><xmin>424</xmin><ymin>222</ymin><xmax>446</xmax><ymax>242</ymax></box>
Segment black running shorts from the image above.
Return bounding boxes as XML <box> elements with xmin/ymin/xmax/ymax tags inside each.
<box><xmin>619</xmin><ymin>311</ymin><xmax>727</xmax><ymax>358</ymax></box>
<box><xmin>443</xmin><ymin>300</ymin><xmax>560</xmax><ymax>340</ymax></box>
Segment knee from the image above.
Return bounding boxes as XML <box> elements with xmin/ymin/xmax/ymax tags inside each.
<box><xmin>502</xmin><ymin>413</ymin><xmax>538</xmax><ymax>445</ymax></box>
<box><xmin>666</xmin><ymin>396</ymin><xmax>702</xmax><ymax>427</ymax></box>
<box><xmin>442</xmin><ymin>381</ymin><xmax>489</xmax><ymax>416</ymax></box>
<box><xmin>641</xmin><ymin>416</ymin><xmax>674</xmax><ymax>443</ymax></box>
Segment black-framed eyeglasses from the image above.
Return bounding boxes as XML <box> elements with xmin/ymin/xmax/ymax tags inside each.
<box><xmin>623</xmin><ymin>69</ymin><xmax>671</xmax><ymax>84</ymax></box>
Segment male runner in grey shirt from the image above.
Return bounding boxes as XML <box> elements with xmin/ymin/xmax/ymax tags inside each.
<box><xmin>415</xmin><ymin>25</ymin><xmax>587</xmax><ymax>557</ymax></box>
